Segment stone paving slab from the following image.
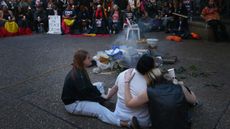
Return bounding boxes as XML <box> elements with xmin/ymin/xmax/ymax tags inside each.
<box><xmin>0</xmin><ymin>99</ymin><xmax>76</xmax><ymax>129</ymax></box>
<box><xmin>216</xmin><ymin>102</ymin><xmax>230</xmax><ymax>129</ymax></box>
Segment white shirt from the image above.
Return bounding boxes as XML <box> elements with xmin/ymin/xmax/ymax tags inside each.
<box><xmin>114</xmin><ymin>69</ymin><xmax>151</xmax><ymax>127</ymax></box>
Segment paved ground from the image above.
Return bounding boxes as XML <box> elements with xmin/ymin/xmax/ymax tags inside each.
<box><xmin>0</xmin><ymin>31</ymin><xmax>230</xmax><ymax>129</ymax></box>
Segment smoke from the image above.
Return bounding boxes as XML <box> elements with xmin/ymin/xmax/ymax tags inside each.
<box><xmin>111</xmin><ymin>28</ymin><xmax>143</xmax><ymax>68</ymax></box>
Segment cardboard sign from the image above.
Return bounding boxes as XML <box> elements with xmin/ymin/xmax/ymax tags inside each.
<box><xmin>47</xmin><ymin>15</ymin><xmax>62</xmax><ymax>34</ymax></box>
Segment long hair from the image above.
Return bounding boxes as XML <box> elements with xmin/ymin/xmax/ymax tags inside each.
<box><xmin>72</xmin><ymin>49</ymin><xmax>89</xmax><ymax>70</ymax></box>
<box><xmin>147</xmin><ymin>68</ymin><xmax>174</xmax><ymax>86</ymax></box>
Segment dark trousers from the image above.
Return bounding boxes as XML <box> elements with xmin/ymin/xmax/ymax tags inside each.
<box><xmin>207</xmin><ymin>20</ymin><xmax>229</xmax><ymax>42</ymax></box>
<box><xmin>34</xmin><ymin>20</ymin><xmax>48</xmax><ymax>32</ymax></box>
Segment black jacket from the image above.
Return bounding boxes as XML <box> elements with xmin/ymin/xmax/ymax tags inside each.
<box><xmin>147</xmin><ymin>83</ymin><xmax>190</xmax><ymax>129</ymax></box>
<box><xmin>61</xmin><ymin>68</ymin><xmax>105</xmax><ymax>105</ymax></box>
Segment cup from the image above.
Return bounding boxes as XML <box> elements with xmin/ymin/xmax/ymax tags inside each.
<box><xmin>168</xmin><ymin>68</ymin><xmax>176</xmax><ymax>79</ymax></box>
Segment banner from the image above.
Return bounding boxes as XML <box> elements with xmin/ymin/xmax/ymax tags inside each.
<box><xmin>47</xmin><ymin>15</ymin><xmax>62</xmax><ymax>34</ymax></box>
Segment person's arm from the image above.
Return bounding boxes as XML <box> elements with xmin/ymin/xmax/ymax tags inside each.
<box><xmin>106</xmin><ymin>84</ymin><xmax>118</xmax><ymax>99</ymax></box>
<box><xmin>124</xmin><ymin>69</ymin><xmax>149</xmax><ymax>108</ymax></box>
<box><xmin>72</xmin><ymin>10</ymin><xmax>77</xmax><ymax>19</ymax></box>
<box><xmin>172</xmin><ymin>79</ymin><xmax>197</xmax><ymax>104</ymax></box>
<box><xmin>9</xmin><ymin>10</ymin><xmax>15</xmax><ymax>21</ymax></box>
<box><xmin>0</xmin><ymin>10</ymin><xmax>3</xmax><ymax>20</ymax></box>
<box><xmin>125</xmin><ymin>84</ymin><xmax>149</xmax><ymax>108</ymax></box>
<box><xmin>62</xmin><ymin>11</ymin><xmax>67</xmax><ymax>18</ymax></box>
<box><xmin>181</xmin><ymin>85</ymin><xmax>197</xmax><ymax>105</ymax></box>
<box><xmin>103</xmin><ymin>75</ymin><xmax>120</xmax><ymax>99</ymax></box>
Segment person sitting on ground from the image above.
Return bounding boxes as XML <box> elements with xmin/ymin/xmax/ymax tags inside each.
<box><xmin>34</xmin><ymin>4</ymin><xmax>48</xmax><ymax>33</ymax></box>
<box><xmin>161</xmin><ymin>1</ymin><xmax>174</xmax><ymax>33</ymax></box>
<box><xmin>2</xmin><ymin>5</ymin><xmax>15</xmax><ymax>21</ymax></box>
<box><xmin>108</xmin><ymin>4</ymin><xmax>121</xmax><ymax>34</ymax></box>
<box><xmin>1</xmin><ymin>5</ymin><xmax>18</xmax><ymax>36</ymax></box>
<box><xmin>61</xmin><ymin>49</ymin><xmax>139</xmax><ymax>128</ymax></box>
<box><xmin>124</xmin><ymin>68</ymin><xmax>197</xmax><ymax>129</ymax></box>
<box><xmin>17</xmin><ymin>6</ymin><xmax>32</xmax><ymax>35</ymax></box>
<box><xmin>61</xmin><ymin>4</ymin><xmax>77</xmax><ymax>34</ymax></box>
<box><xmin>173</xmin><ymin>1</ymin><xmax>189</xmax><ymax>38</ymax></box>
<box><xmin>105</xmin><ymin>54</ymin><xmax>156</xmax><ymax>128</ymax></box>
<box><xmin>201</xmin><ymin>0</ymin><xmax>228</xmax><ymax>42</ymax></box>
<box><xmin>78</xmin><ymin>5</ymin><xmax>91</xmax><ymax>33</ymax></box>
<box><xmin>0</xmin><ymin>9</ymin><xmax>6</xmax><ymax>37</ymax></box>
<box><xmin>93</xmin><ymin>4</ymin><xmax>107</xmax><ymax>34</ymax></box>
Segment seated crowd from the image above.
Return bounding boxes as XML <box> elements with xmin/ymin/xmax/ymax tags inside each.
<box><xmin>0</xmin><ymin>0</ymin><xmax>194</xmax><ymax>37</ymax></box>
<box><xmin>0</xmin><ymin>0</ymin><xmax>228</xmax><ymax>41</ymax></box>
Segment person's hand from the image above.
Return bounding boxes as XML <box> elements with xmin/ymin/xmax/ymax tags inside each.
<box><xmin>102</xmin><ymin>88</ymin><xmax>115</xmax><ymax>100</ymax></box>
<box><xmin>105</xmin><ymin>88</ymin><xmax>112</xmax><ymax>99</ymax></box>
<box><xmin>22</xmin><ymin>15</ymin><xmax>26</xmax><ymax>20</ymax></box>
<box><xmin>173</xmin><ymin>78</ymin><xmax>184</xmax><ymax>86</ymax></box>
<box><xmin>124</xmin><ymin>69</ymin><xmax>135</xmax><ymax>84</ymax></box>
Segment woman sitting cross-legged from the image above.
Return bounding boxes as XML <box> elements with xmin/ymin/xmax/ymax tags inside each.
<box><xmin>61</xmin><ymin>49</ymin><xmax>139</xmax><ymax>128</ymax></box>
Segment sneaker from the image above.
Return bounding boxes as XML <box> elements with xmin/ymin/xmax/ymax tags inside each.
<box><xmin>131</xmin><ymin>116</ymin><xmax>141</xmax><ymax>129</ymax></box>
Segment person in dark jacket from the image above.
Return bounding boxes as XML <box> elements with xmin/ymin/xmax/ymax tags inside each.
<box><xmin>124</xmin><ymin>68</ymin><xmax>197</xmax><ymax>129</ymax></box>
<box><xmin>174</xmin><ymin>1</ymin><xmax>190</xmax><ymax>38</ymax></box>
<box><xmin>61</xmin><ymin>49</ymin><xmax>136</xmax><ymax>128</ymax></box>
<box><xmin>78</xmin><ymin>5</ymin><xmax>91</xmax><ymax>33</ymax></box>
<box><xmin>34</xmin><ymin>5</ymin><xmax>48</xmax><ymax>32</ymax></box>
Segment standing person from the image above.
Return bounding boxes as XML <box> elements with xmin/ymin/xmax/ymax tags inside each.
<box><xmin>201</xmin><ymin>0</ymin><xmax>228</xmax><ymax>42</ymax></box>
<box><xmin>124</xmin><ymin>68</ymin><xmax>197</xmax><ymax>129</ymax></box>
<box><xmin>61</xmin><ymin>49</ymin><xmax>138</xmax><ymax>128</ymax></box>
<box><xmin>105</xmin><ymin>54</ymin><xmax>156</xmax><ymax>128</ymax></box>
<box><xmin>0</xmin><ymin>9</ymin><xmax>6</xmax><ymax>37</ymax></box>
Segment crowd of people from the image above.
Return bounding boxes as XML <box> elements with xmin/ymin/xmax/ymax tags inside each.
<box><xmin>0</xmin><ymin>0</ymin><xmax>197</xmax><ymax>37</ymax></box>
<box><xmin>0</xmin><ymin>0</ymin><xmax>228</xmax><ymax>41</ymax></box>
<box><xmin>61</xmin><ymin>49</ymin><xmax>198</xmax><ymax>129</ymax></box>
